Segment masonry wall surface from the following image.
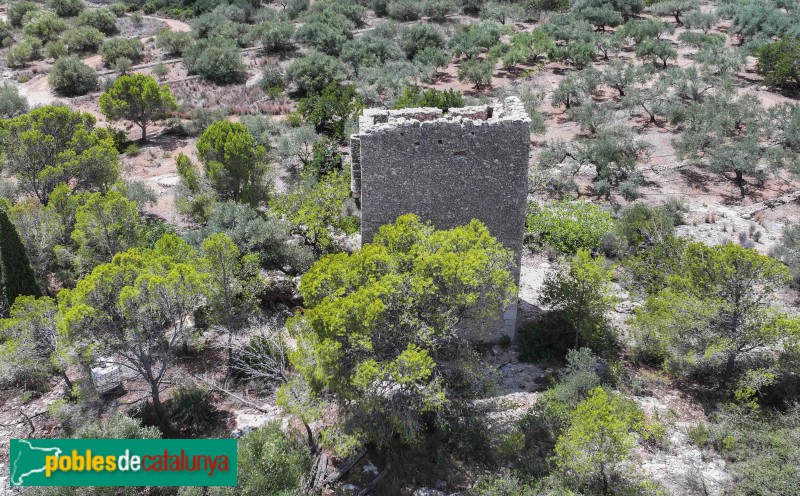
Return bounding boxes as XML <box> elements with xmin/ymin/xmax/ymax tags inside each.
<box><xmin>351</xmin><ymin>97</ymin><xmax>531</xmax><ymax>335</ymax></box>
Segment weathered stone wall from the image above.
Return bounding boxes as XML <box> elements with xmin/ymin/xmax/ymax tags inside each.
<box><xmin>351</xmin><ymin>97</ymin><xmax>531</xmax><ymax>335</ymax></box>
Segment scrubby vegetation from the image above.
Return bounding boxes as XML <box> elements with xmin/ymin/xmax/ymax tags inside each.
<box><xmin>1</xmin><ymin>0</ymin><xmax>800</xmax><ymax>494</ymax></box>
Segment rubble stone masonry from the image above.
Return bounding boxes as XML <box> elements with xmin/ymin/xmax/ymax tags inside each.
<box><xmin>350</xmin><ymin>97</ymin><xmax>531</xmax><ymax>336</ymax></box>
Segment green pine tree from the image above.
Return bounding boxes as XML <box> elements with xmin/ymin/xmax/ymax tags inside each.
<box><xmin>0</xmin><ymin>209</ymin><xmax>41</xmax><ymax>305</ymax></box>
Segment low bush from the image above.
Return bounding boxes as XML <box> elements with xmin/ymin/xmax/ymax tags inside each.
<box><xmin>0</xmin><ymin>20</ymin><xmax>12</xmax><ymax>47</ymax></box>
<box><xmin>400</xmin><ymin>23</ymin><xmax>446</xmax><ymax>59</ymax></box>
<box><xmin>6</xmin><ymin>41</ymin><xmax>35</xmax><ymax>68</ymax></box>
<box><xmin>756</xmin><ymin>37</ymin><xmax>800</xmax><ymax>90</ymax></box>
<box><xmin>772</xmin><ymin>223</ymin><xmax>800</xmax><ymax>286</ymax></box>
<box><xmin>192</xmin><ymin>43</ymin><xmax>247</xmax><ymax>84</ymax></box>
<box><xmin>0</xmin><ymin>83</ymin><xmax>29</xmax><ymax>118</ymax></box>
<box><xmin>49</xmin><ymin>0</ymin><xmax>84</xmax><ymax>17</ymax></box>
<box><xmin>100</xmin><ymin>37</ymin><xmax>143</xmax><ymax>67</ymax></box>
<box><xmin>615</xmin><ymin>201</ymin><xmax>683</xmax><ymax>252</ymax></box>
<box><xmin>44</xmin><ymin>40</ymin><xmax>66</xmax><ymax>59</ymax></box>
<box><xmin>285</xmin><ymin>50</ymin><xmax>348</xmax><ymax>95</ymax></box>
<box><xmin>63</xmin><ymin>26</ymin><xmax>104</xmax><ymax>54</ymax></box>
<box><xmin>696</xmin><ymin>407</ymin><xmax>800</xmax><ymax>496</ymax></box>
<box><xmin>77</xmin><ymin>7</ymin><xmax>118</xmax><ymax>34</ymax></box>
<box><xmin>230</xmin><ymin>422</ymin><xmax>312</xmax><ymax>495</ymax></box>
<box><xmin>156</xmin><ymin>29</ymin><xmax>192</xmax><ymax>57</ymax></box>
<box><xmin>167</xmin><ymin>386</ymin><xmax>226</xmax><ymax>438</ymax></box>
<box><xmin>8</xmin><ymin>1</ymin><xmax>40</xmax><ymax>27</ymax></box>
<box><xmin>49</xmin><ymin>56</ymin><xmax>98</xmax><ymax>96</ymax></box>
<box><xmin>22</xmin><ymin>10</ymin><xmax>67</xmax><ymax>43</ymax></box>
<box><xmin>393</xmin><ymin>85</ymin><xmax>464</xmax><ymax>112</ymax></box>
<box><xmin>526</xmin><ymin>200</ymin><xmax>615</xmax><ymax>254</ymax></box>
<box><xmin>258</xmin><ymin>21</ymin><xmax>295</xmax><ymax>53</ymax></box>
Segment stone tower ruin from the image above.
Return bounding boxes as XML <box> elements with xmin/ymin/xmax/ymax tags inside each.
<box><xmin>350</xmin><ymin>96</ymin><xmax>531</xmax><ymax>336</ymax></box>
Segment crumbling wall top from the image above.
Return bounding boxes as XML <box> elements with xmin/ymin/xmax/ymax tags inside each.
<box><xmin>356</xmin><ymin>96</ymin><xmax>530</xmax><ymax>134</ymax></box>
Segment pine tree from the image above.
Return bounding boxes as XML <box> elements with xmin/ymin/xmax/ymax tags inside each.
<box><xmin>0</xmin><ymin>209</ymin><xmax>41</xmax><ymax>305</ymax></box>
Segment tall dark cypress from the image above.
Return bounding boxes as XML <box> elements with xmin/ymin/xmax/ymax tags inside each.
<box><xmin>0</xmin><ymin>209</ymin><xmax>41</xmax><ymax>305</ymax></box>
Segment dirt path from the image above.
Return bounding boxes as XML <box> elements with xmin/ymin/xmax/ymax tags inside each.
<box><xmin>141</xmin><ymin>15</ymin><xmax>191</xmax><ymax>33</ymax></box>
<box><xmin>17</xmin><ymin>74</ymin><xmax>58</xmax><ymax>107</ymax></box>
<box><xmin>10</xmin><ymin>13</ymin><xmax>191</xmax><ymax>108</ymax></box>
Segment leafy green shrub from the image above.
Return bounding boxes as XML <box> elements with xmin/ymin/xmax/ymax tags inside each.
<box><xmin>48</xmin><ymin>56</ymin><xmax>98</xmax><ymax>96</ymax></box>
<box><xmin>340</xmin><ymin>29</ymin><xmax>404</xmax><ymax>73</ymax></box>
<box><xmin>296</xmin><ymin>82</ymin><xmax>363</xmax><ymax>141</ymax></box>
<box><xmin>8</xmin><ymin>1</ymin><xmax>40</xmax><ymax>27</ymax></box>
<box><xmin>192</xmin><ymin>12</ymin><xmax>243</xmax><ymax>42</ymax></box>
<box><xmin>77</xmin><ymin>7</ymin><xmax>118</xmax><ymax>34</ymax></box>
<box><xmin>756</xmin><ymin>36</ymin><xmax>800</xmax><ymax>89</ymax></box>
<box><xmin>285</xmin><ymin>0</ymin><xmax>310</xmax><ymax>18</ymax></box>
<box><xmin>450</xmin><ymin>20</ymin><xmax>502</xmax><ymax>58</ymax></box>
<box><xmin>772</xmin><ymin>223</ymin><xmax>800</xmax><ymax>286</ymax></box>
<box><xmin>631</xmin><ymin>242</ymin><xmax>796</xmax><ymax>389</ymax></box>
<box><xmin>526</xmin><ymin>200</ymin><xmax>614</xmax><ymax>254</ymax></box>
<box><xmin>197</xmin><ymin>121</ymin><xmax>268</xmax><ymax>203</ymax></box>
<box><xmin>304</xmin><ymin>137</ymin><xmax>344</xmax><ymax>179</ymax></box>
<box><xmin>293</xmin><ymin>17</ymin><xmax>349</xmax><ymax>56</ymax></box>
<box><xmin>700</xmin><ymin>407</ymin><xmax>800</xmax><ymax>496</ymax></box>
<box><xmin>555</xmin><ymin>387</ymin><xmax>659</xmax><ymax>494</ymax></box>
<box><xmin>0</xmin><ymin>83</ymin><xmax>29</xmax><ymax>118</ymax></box>
<box><xmin>167</xmin><ymin>386</ymin><xmax>226</xmax><ymax>438</ymax></box>
<box><xmin>621</xmin><ymin>234</ymin><xmax>688</xmax><ymax>300</ymax></box>
<box><xmin>124</xmin><ymin>144</ymin><xmax>141</xmax><ymax>156</ymax></box>
<box><xmin>258</xmin><ymin>65</ymin><xmax>285</xmax><ymax>97</ymax></box>
<box><xmin>387</xmin><ymin>0</ymin><xmax>422</xmax><ymax>20</ymax></box>
<box><xmin>393</xmin><ymin>85</ymin><xmax>464</xmax><ymax>112</ymax></box>
<box><xmin>615</xmin><ymin>201</ymin><xmax>683</xmax><ymax>251</ymax></box>
<box><xmin>44</xmin><ymin>40</ymin><xmax>67</xmax><ymax>59</ymax></box>
<box><xmin>108</xmin><ymin>2</ymin><xmax>129</xmax><ymax>17</ymax></box>
<box><xmin>457</xmin><ymin>56</ymin><xmax>495</xmax><ymax>88</ymax></box>
<box><xmin>186</xmin><ymin>200</ymin><xmax>314</xmax><ymax>274</ymax></box>
<box><xmin>285</xmin><ymin>49</ymin><xmax>348</xmax><ymax>95</ymax></box>
<box><xmin>257</xmin><ymin>20</ymin><xmax>295</xmax><ymax>53</ymax></box>
<box><xmin>232</xmin><ymin>422</ymin><xmax>312</xmax><ymax>495</ymax></box>
<box><xmin>540</xmin><ymin>249</ymin><xmax>619</xmax><ymax>351</ymax></box>
<box><xmin>0</xmin><ymin>20</ymin><xmax>13</xmax><ymax>47</ymax></box>
<box><xmin>49</xmin><ymin>0</ymin><xmax>84</xmax><ymax>17</ymax></box>
<box><xmin>63</xmin><ymin>25</ymin><xmax>104</xmax><ymax>54</ymax></box>
<box><xmin>22</xmin><ymin>10</ymin><xmax>68</xmax><ymax>42</ymax></box>
<box><xmin>468</xmin><ymin>470</ymin><xmax>538</xmax><ymax>495</ymax></box>
<box><xmin>100</xmin><ymin>37</ymin><xmax>143</xmax><ymax>67</ymax></box>
<box><xmin>6</xmin><ymin>41</ymin><xmax>35</xmax><ymax>68</ymax></box>
<box><xmin>77</xmin><ymin>412</ymin><xmax>161</xmax><ymax>439</ymax></box>
<box><xmin>192</xmin><ymin>43</ymin><xmax>247</xmax><ymax>84</ymax></box>
<box><xmin>156</xmin><ymin>29</ymin><xmax>192</xmax><ymax>57</ymax></box>
<box><xmin>400</xmin><ymin>23</ymin><xmax>446</xmax><ymax>60</ymax></box>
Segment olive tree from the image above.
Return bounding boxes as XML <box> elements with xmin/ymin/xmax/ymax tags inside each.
<box><xmin>650</xmin><ymin>0</ymin><xmax>698</xmax><ymax>25</ymax></box>
<box><xmin>673</xmin><ymin>93</ymin><xmax>773</xmax><ymax>197</ymax></box>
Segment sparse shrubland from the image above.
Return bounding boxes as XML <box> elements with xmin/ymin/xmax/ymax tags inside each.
<box><xmin>2</xmin><ymin>0</ymin><xmax>800</xmax><ymax>494</ymax></box>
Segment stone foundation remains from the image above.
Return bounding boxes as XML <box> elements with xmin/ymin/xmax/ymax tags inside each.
<box><xmin>350</xmin><ymin>97</ymin><xmax>531</xmax><ymax>336</ymax></box>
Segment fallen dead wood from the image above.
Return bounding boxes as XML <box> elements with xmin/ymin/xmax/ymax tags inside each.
<box><xmin>322</xmin><ymin>449</ymin><xmax>368</xmax><ymax>487</ymax></box>
<box><xmin>738</xmin><ymin>190</ymin><xmax>800</xmax><ymax>219</ymax></box>
<box><xmin>190</xmin><ymin>373</ymin><xmax>272</xmax><ymax>414</ymax></box>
